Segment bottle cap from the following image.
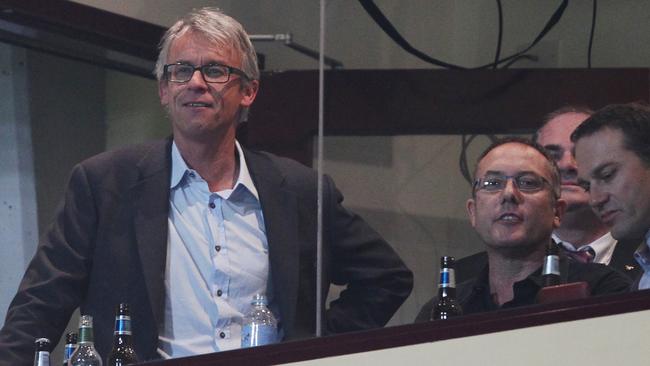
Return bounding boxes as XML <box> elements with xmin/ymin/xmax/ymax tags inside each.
<box><xmin>252</xmin><ymin>293</ymin><xmax>268</xmax><ymax>305</ymax></box>
<box><xmin>34</xmin><ymin>338</ymin><xmax>50</xmax><ymax>350</ymax></box>
<box><xmin>65</xmin><ymin>332</ymin><xmax>78</xmax><ymax>344</ymax></box>
<box><xmin>440</xmin><ymin>256</ymin><xmax>456</xmax><ymax>267</ymax></box>
<box><xmin>116</xmin><ymin>302</ymin><xmax>130</xmax><ymax>314</ymax></box>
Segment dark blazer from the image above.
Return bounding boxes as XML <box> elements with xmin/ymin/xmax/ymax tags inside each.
<box><xmin>0</xmin><ymin>138</ymin><xmax>413</xmax><ymax>364</ymax></box>
<box><xmin>608</xmin><ymin>239</ymin><xmax>642</xmax><ymax>281</ymax></box>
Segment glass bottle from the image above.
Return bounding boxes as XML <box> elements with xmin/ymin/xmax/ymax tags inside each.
<box><xmin>241</xmin><ymin>294</ymin><xmax>278</xmax><ymax>348</ymax></box>
<box><xmin>62</xmin><ymin>332</ymin><xmax>78</xmax><ymax>366</ymax></box>
<box><xmin>69</xmin><ymin>315</ymin><xmax>102</xmax><ymax>366</ymax></box>
<box><xmin>107</xmin><ymin>303</ymin><xmax>138</xmax><ymax>366</ymax></box>
<box><xmin>33</xmin><ymin>337</ymin><xmax>51</xmax><ymax>366</ymax></box>
<box><xmin>542</xmin><ymin>240</ymin><xmax>561</xmax><ymax>287</ymax></box>
<box><xmin>430</xmin><ymin>256</ymin><xmax>463</xmax><ymax>320</ymax></box>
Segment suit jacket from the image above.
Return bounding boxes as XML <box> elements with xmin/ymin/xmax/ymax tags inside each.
<box><xmin>608</xmin><ymin>238</ymin><xmax>642</xmax><ymax>281</ymax></box>
<box><xmin>0</xmin><ymin>138</ymin><xmax>413</xmax><ymax>364</ymax></box>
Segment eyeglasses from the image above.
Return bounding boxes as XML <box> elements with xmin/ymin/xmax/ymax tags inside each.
<box><xmin>473</xmin><ymin>173</ymin><xmax>552</xmax><ymax>194</ymax></box>
<box><xmin>163</xmin><ymin>63</ymin><xmax>249</xmax><ymax>84</ymax></box>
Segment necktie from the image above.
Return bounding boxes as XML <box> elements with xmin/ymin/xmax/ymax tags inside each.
<box><xmin>562</xmin><ymin>245</ymin><xmax>596</xmax><ymax>263</ymax></box>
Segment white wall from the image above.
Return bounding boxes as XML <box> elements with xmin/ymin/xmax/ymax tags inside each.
<box><xmin>287</xmin><ymin>308</ymin><xmax>650</xmax><ymax>365</ymax></box>
<box><xmin>0</xmin><ymin>44</ymin><xmax>38</xmax><ymax>324</ymax></box>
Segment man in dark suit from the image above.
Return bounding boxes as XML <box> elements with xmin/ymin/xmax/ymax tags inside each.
<box><xmin>572</xmin><ymin>103</ymin><xmax>650</xmax><ymax>290</ymax></box>
<box><xmin>0</xmin><ymin>7</ymin><xmax>412</xmax><ymax>363</ymax></box>
<box><xmin>455</xmin><ymin>107</ymin><xmax>640</xmax><ymax>284</ymax></box>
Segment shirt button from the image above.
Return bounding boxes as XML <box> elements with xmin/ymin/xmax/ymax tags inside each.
<box><xmin>215</xmin><ymin>245</ymin><xmax>221</xmax><ymax>252</ymax></box>
<box><xmin>189</xmin><ymin>172</ymin><xmax>195</xmax><ymax>178</ymax></box>
<box><xmin>219</xmin><ymin>332</ymin><xmax>226</xmax><ymax>339</ymax></box>
<box><xmin>217</xmin><ymin>289</ymin><xmax>223</xmax><ymax>297</ymax></box>
<box><xmin>209</xmin><ymin>202</ymin><xmax>216</xmax><ymax>209</ymax></box>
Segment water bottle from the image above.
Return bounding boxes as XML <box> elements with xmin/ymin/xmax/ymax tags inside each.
<box><xmin>241</xmin><ymin>294</ymin><xmax>278</xmax><ymax>348</ymax></box>
<box><xmin>69</xmin><ymin>315</ymin><xmax>102</xmax><ymax>365</ymax></box>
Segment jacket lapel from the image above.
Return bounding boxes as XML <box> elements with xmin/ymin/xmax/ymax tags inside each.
<box><xmin>130</xmin><ymin>139</ymin><xmax>172</xmax><ymax>332</ymax></box>
<box><xmin>244</xmin><ymin>149</ymin><xmax>300</xmax><ymax>337</ymax></box>
<box><xmin>610</xmin><ymin>238</ymin><xmax>643</xmax><ymax>279</ymax></box>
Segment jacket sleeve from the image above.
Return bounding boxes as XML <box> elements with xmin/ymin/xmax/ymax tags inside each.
<box><xmin>322</xmin><ymin>175</ymin><xmax>413</xmax><ymax>333</ymax></box>
<box><xmin>0</xmin><ymin>163</ymin><xmax>97</xmax><ymax>365</ymax></box>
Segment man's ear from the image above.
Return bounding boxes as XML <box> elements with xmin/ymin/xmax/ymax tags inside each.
<box><xmin>553</xmin><ymin>198</ymin><xmax>567</xmax><ymax>229</ymax></box>
<box><xmin>239</xmin><ymin>79</ymin><xmax>259</xmax><ymax>108</ymax></box>
<box><xmin>466</xmin><ymin>198</ymin><xmax>477</xmax><ymax>228</ymax></box>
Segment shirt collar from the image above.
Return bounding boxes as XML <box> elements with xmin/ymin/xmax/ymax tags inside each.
<box><xmin>170</xmin><ymin>142</ymin><xmax>188</xmax><ymax>189</ymax></box>
<box><xmin>169</xmin><ymin>140</ymin><xmax>259</xmax><ymax>200</ymax></box>
<box><xmin>553</xmin><ymin>232</ymin><xmax>617</xmax><ymax>264</ymax></box>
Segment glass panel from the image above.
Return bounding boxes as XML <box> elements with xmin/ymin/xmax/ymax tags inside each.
<box><xmin>322</xmin><ymin>0</ymin><xmax>650</xmax><ymax>331</ymax></box>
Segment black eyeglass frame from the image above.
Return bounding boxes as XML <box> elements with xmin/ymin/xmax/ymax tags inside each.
<box><xmin>163</xmin><ymin>62</ymin><xmax>250</xmax><ymax>84</ymax></box>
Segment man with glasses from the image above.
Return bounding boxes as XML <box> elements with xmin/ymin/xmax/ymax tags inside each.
<box><xmin>572</xmin><ymin>103</ymin><xmax>650</xmax><ymax>290</ymax></box>
<box><xmin>415</xmin><ymin>138</ymin><xmax>629</xmax><ymax>321</ymax></box>
<box><xmin>0</xmin><ymin>7</ymin><xmax>413</xmax><ymax>363</ymax></box>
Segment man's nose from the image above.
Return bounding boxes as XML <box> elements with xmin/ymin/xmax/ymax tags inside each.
<box><xmin>501</xmin><ymin>178</ymin><xmax>523</xmax><ymax>203</ymax></box>
<box><xmin>589</xmin><ymin>184</ymin><xmax>608</xmax><ymax>209</ymax></box>
<box><xmin>186</xmin><ymin>69</ymin><xmax>208</xmax><ymax>89</ymax></box>
<box><xmin>558</xmin><ymin>150</ymin><xmax>578</xmax><ymax>171</ymax></box>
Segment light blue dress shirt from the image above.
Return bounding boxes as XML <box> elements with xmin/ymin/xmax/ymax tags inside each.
<box><xmin>633</xmin><ymin>229</ymin><xmax>650</xmax><ymax>290</ymax></box>
<box><xmin>158</xmin><ymin>141</ymin><xmax>271</xmax><ymax>358</ymax></box>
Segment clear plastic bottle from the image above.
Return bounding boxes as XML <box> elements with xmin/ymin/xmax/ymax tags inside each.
<box><xmin>33</xmin><ymin>337</ymin><xmax>51</xmax><ymax>366</ymax></box>
<box><xmin>241</xmin><ymin>294</ymin><xmax>278</xmax><ymax>348</ymax></box>
<box><xmin>69</xmin><ymin>315</ymin><xmax>103</xmax><ymax>366</ymax></box>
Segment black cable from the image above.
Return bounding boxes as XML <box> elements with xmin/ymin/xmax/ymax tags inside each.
<box><xmin>500</xmin><ymin>54</ymin><xmax>538</xmax><ymax>68</ymax></box>
<box><xmin>587</xmin><ymin>0</ymin><xmax>598</xmax><ymax>68</ymax></box>
<box><xmin>476</xmin><ymin>0</ymin><xmax>569</xmax><ymax>69</ymax></box>
<box><xmin>358</xmin><ymin>0</ymin><xmax>568</xmax><ymax>70</ymax></box>
<box><xmin>494</xmin><ymin>0</ymin><xmax>503</xmax><ymax>70</ymax></box>
<box><xmin>357</xmin><ymin>0</ymin><xmax>466</xmax><ymax>69</ymax></box>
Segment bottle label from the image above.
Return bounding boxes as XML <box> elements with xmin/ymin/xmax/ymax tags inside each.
<box><xmin>78</xmin><ymin>325</ymin><xmax>94</xmax><ymax>343</ymax></box>
<box><xmin>35</xmin><ymin>351</ymin><xmax>49</xmax><ymax>365</ymax></box>
<box><xmin>115</xmin><ymin>315</ymin><xmax>132</xmax><ymax>335</ymax></box>
<box><xmin>64</xmin><ymin>343</ymin><xmax>76</xmax><ymax>363</ymax></box>
<box><xmin>439</xmin><ymin>268</ymin><xmax>456</xmax><ymax>288</ymax></box>
<box><xmin>241</xmin><ymin>323</ymin><xmax>277</xmax><ymax>348</ymax></box>
<box><xmin>543</xmin><ymin>255</ymin><xmax>560</xmax><ymax>276</ymax></box>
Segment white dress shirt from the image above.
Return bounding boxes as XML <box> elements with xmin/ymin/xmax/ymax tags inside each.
<box><xmin>553</xmin><ymin>232</ymin><xmax>617</xmax><ymax>265</ymax></box>
<box><xmin>158</xmin><ymin>141</ymin><xmax>272</xmax><ymax>358</ymax></box>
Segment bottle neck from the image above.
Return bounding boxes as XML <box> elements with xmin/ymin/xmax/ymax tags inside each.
<box><xmin>542</xmin><ymin>254</ymin><xmax>560</xmax><ymax>276</ymax></box>
<box><xmin>78</xmin><ymin>326</ymin><xmax>94</xmax><ymax>344</ymax></box>
<box><xmin>113</xmin><ymin>315</ymin><xmax>134</xmax><ymax>345</ymax></box>
<box><xmin>542</xmin><ymin>254</ymin><xmax>561</xmax><ymax>286</ymax></box>
<box><xmin>437</xmin><ymin>267</ymin><xmax>456</xmax><ymax>297</ymax></box>
<box><xmin>34</xmin><ymin>351</ymin><xmax>49</xmax><ymax>366</ymax></box>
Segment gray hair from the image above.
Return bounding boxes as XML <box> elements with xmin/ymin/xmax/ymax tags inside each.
<box><xmin>154</xmin><ymin>7</ymin><xmax>259</xmax><ymax>82</ymax></box>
